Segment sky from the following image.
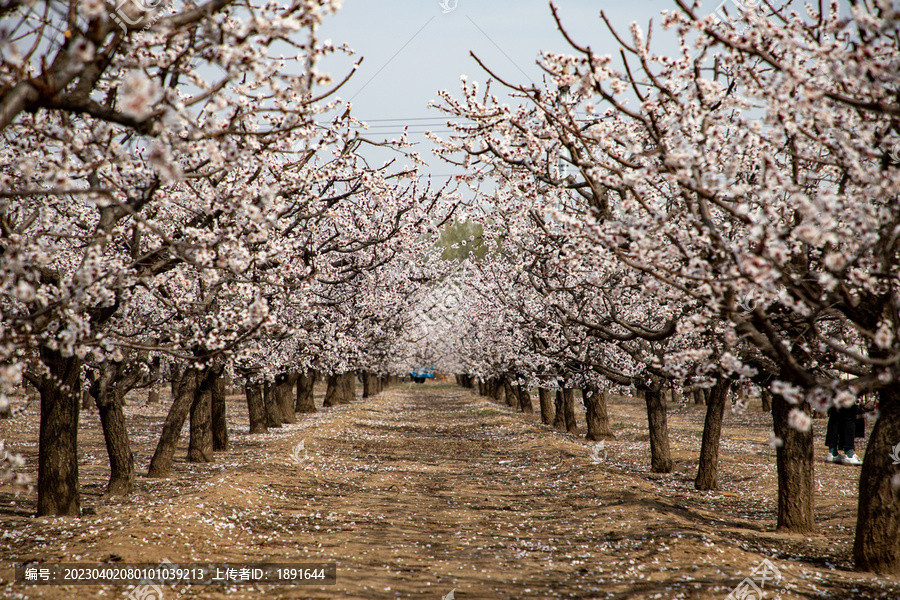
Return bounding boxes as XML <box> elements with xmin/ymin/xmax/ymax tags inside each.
<box><xmin>315</xmin><ymin>0</ymin><xmax>710</xmax><ymax>182</ymax></box>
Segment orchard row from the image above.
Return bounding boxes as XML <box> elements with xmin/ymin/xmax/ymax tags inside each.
<box><xmin>0</xmin><ymin>0</ymin><xmax>898</xmax><ymax>576</ymax></box>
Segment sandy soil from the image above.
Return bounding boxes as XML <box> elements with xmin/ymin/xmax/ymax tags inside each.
<box><xmin>0</xmin><ymin>381</ymin><xmax>898</xmax><ymax>599</ymax></box>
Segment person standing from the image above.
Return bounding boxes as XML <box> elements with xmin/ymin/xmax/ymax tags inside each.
<box><xmin>825</xmin><ymin>403</ymin><xmax>862</xmax><ymax>465</ymax></box>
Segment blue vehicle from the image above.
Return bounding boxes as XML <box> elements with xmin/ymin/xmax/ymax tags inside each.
<box><xmin>410</xmin><ymin>366</ymin><xmax>435</xmax><ymax>384</ymax></box>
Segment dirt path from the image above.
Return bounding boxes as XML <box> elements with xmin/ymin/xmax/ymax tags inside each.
<box><xmin>1</xmin><ymin>383</ymin><xmax>899</xmax><ymax>599</ymax></box>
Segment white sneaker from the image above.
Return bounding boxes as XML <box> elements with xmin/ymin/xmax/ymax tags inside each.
<box><xmin>843</xmin><ymin>453</ymin><xmax>862</xmax><ymax>466</ymax></box>
<box><xmin>825</xmin><ymin>452</ymin><xmax>842</xmax><ymax>464</ymax></box>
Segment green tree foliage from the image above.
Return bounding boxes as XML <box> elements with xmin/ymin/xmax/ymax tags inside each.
<box><xmin>436</xmin><ymin>220</ymin><xmax>487</xmax><ymax>261</ymax></box>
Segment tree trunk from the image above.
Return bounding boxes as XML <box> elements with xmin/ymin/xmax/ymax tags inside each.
<box><xmin>760</xmin><ymin>388</ymin><xmax>772</xmax><ymax>412</ymax></box>
<box><xmin>296</xmin><ymin>370</ymin><xmax>316</xmax><ymax>413</ymax></box>
<box><xmin>694</xmin><ymin>389</ymin><xmax>705</xmax><ymax>405</ymax></box>
<box><xmin>325</xmin><ymin>373</ymin><xmax>354</xmax><ymax>406</ymax></box>
<box><xmin>275</xmin><ymin>373</ymin><xmax>297</xmax><ymax>424</ymax></box>
<box><xmin>340</xmin><ymin>372</ymin><xmax>356</xmax><ymax>403</ymax></box>
<box><xmin>503</xmin><ymin>378</ymin><xmax>519</xmax><ymax>410</ymax></box>
<box><xmin>538</xmin><ymin>388</ymin><xmax>554</xmax><ymax>425</ymax></box>
<box><xmin>772</xmin><ymin>392</ymin><xmax>815</xmax><ymax>533</ymax></box>
<box><xmin>324</xmin><ymin>374</ymin><xmax>339</xmax><ymax>407</ymax></box>
<box><xmin>363</xmin><ymin>372</ymin><xmax>380</xmax><ymax>398</ymax></box>
<box><xmin>517</xmin><ymin>385</ymin><xmax>534</xmax><ymax>414</ymax></box>
<box><xmin>854</xmin><ymin>382</ymin><xmax>900</xmax><ymax>573</ymax></box>
<box><xmin>563</xmin><ymin>388</ymin><xmax>578</xmax><ymax>434</ymax></box>
<box><xmin>246</xmin><ymin>384</ymin><xmax>267</xmax><ymax>434</ymax></box>
<box><xmin>645</xmin><ymin>388</ymin><xmax>673</xmax><ymax>473</ymax></box>
<box><xmin>211</xmin><ymin>371</ymin><xmax>228</xmax><ymax>451</ymax></box>
<box><xmin>363</xmin><ymin>372</ymin><xmax>371</xmax><ymax>398</ymax></box>
<box><xmin>148</xmin><ymin>356</ymin><xmax>160</xmax><ymax>404</ymax></box>
<box><xmin>582</xmin><ymin>385</ymin><xmax>615</xmax><ymax>441</ymax></box>
<box><xmin>264</xmin><ymin>382</ymin><xmax>282</xmax><ymax>427</ymax></box>
<box><xmin>93</xmin><ymin>358</ymin><xmax>146</xmax><ymax>496</ymax></box>
<box><xmin>490</xmin><ymin>378</ymin><xmax>504</xmax><ymax>403</ymax></box>
<box><xmin>95</xmin><ymin>370</ymin><xmax>134</xmax><ymax>497</ymax></box>
<box><xmin>37</xmin><ymin>347</ymin><xmax>82</xmax><ymax>516</ymax></box>
<box><xmin>188</xmin><ymin>371</ymin><xmax>214</xmax><ymax>463</ymax></box>
<box><xmin>147</xmin><ymin>368</ymin><xmax>199</xmax><ymax>478</ymax></box>
<box><xmin>695</xmin><ymin>379</ymin><xmax>732</xmax><ymax>490</ymax></box>
<box><xmin>554</xmin><ymin>390</ymin><xmax>565</xmax><ymax>430</ymax></box>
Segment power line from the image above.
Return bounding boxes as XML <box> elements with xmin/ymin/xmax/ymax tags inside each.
<box><xmin>364</xmin><ymin>124</ymin><xmax>455</xmax><ymax>127</ymax></box>
<box><xmin>352</xmin><ymin>116</ymin><xmax>466</xmax><ymax>123</ymax></box>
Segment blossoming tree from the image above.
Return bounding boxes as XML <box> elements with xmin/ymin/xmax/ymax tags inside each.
<box><xmin>431</xmin><ymin>0</ymin><xmax>900</xmax><ymax>573</ymax></box>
